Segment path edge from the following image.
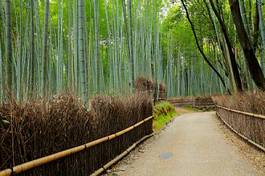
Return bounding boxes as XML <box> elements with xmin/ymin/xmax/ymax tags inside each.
<box><xmin>91</xmin><ymin>133</ymin><xmax>154</xmax><ymax>176</ymax></box>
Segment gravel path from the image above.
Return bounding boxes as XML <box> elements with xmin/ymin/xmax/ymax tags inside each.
<box><xmin>108</xmin><ymin>112</ymin><xmax>263</xmax><ymax>176</ymax></box>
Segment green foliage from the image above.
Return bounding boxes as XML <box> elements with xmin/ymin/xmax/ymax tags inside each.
<box><xmin>0</xmin><ymin>0</ymin><xmax>166</xmax><ymax>101</ymax></box>
<box><xmin>153</xmin><ymin>101</ymin><xmax>177</xmax><ymax>131</ymax></box>
<box><xmin>161</xmin><ymin>4</ymin><xmax>196</xmax><ymax>56</ymax></box>
<box><xmin>1</xmin><ymin>0</ymin><xmax>264</xmax><ymax>101</ymax></box>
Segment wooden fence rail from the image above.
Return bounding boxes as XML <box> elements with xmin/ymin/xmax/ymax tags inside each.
<box><xmin>167</xmin><ymin>97</ymin><xmax>215</xmax><ymax>109</ymax></box>
<box><xmin>216</xmin><ymin>105</ymin><xmax>265</xmax><ymax>152</ymax></box>
<box><xmin>216</xmin><ymin>105</ymin><xmax>265</xmax><ymax>120</ymax></box>
<box><xmin>0</xmin><ymin>116</ymin><xmax>153</xmax><ymax>176</ymax></box>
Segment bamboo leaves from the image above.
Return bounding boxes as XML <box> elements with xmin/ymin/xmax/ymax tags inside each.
<box><xmin>1</xmin><ymin>0</ymin><xmax>248</xmax><ymax>101</ymax></box>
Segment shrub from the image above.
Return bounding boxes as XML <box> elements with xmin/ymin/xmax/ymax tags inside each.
<box><xmin>135</xmin><ymin>76</ymin><xmax>154</xmax><ymax>92</ymax></box>
<box><xmin>153</xmin><ymin>101</ymin><xmax>176</xmax><ymax>131</ymax></box>
<box><xmin>153</xmin><ymin>101</ymin><xmax>175</xmax><ymax>118</ymax></box>
<box><xmin>135</xmin><ymin>76</ymin><xmax>167</xmax><ymax>100</ymax></box>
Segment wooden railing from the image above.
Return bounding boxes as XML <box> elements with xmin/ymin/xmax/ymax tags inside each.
<box><xmin>216</xmin><ymin>105</ymin><xmax>265</xmax><ymax>152</ymax></box>
<box><xmin>216</xmin><ymin>105</ymin><xmax>265</xmax><ymax>120</ymax></box>
<box><xmin>0</xmin><ymin>116</ymin><xmax>153</xmax><ymax>176</ymax></box>
<box><xmin>167</xmin><ymin>97</ymin><xmax>215</xmax><ymax>109</ymax></box>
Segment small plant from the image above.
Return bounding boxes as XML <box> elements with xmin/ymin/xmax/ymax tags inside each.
<box><xmin>153</xmin><ymin>101</ymin><xmax>177</xmax><ymax>131</ymax></box>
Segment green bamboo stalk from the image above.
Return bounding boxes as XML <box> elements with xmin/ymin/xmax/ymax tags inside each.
<box><xmin>43</xmin><ymin>0</ymin><xmax>50</xmax><ymax>97</ymax></box>
<box><xmin>5</xmin><ymin>0</ymin><xmax>12</xmax><ymax>95</ymax></box>
<box><xmin>257</xmin><ymin>0</ymin><xmax>265</xmax><ymax>71</ymax></box>
<box><xmin>78</xmin><ymin>0</ymin><xmax>88</xmax><ymax>101</ymax></box>
<box><xmin>93</xmin><ymin>0</ymin><xmax>100</xmax><ymax>93</ymax></box>
<box><xmin>0</xmin><ymin>44</ymin><xmax>2</xmax><ymax>100</ymax></box>
<box><xmin>57</xmin><ymin>0</ymin><xmax>63</xmax><ymax>92</ymax></box>
<box><xmin>30</xmin><ymin>0</ymin><xmax>35</xmax><ymax>97</ymax></box>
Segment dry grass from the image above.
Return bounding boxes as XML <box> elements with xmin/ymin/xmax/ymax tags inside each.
<box><xmin>213</xmin><ymin>91</ymin><xmax>265</xmax><ymax>115</ymax></box>
<box><xmin>135</xmin><ymin>77</ymin><xmax>154</xmax><ymax>92</ymax></box>
<box><xmin>213</xmin><ymin>91</ymin><xmax>265</xmax><ymax>151</ymax></box>
<box><xmin>0</xmin><ymin>92</ymin><xmax>153</xmax><ymax>175</ymax></box>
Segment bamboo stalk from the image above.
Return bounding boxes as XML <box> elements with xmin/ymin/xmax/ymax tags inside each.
<box><xmin>13</xmin><ymin>145</ymin><xmax>86</xmax><ymax>174</ymax></box>
<box><xmin>0</xmin><ymin>170</ymin><xmax>12</xmax><ymax>176</ymax></box>
<box><xmin>216</xmin><ymin>105</ymin><xmax>265</xmax><ymax>120</ymax></box>
<box><xmin>43</xmin><ymin>0</ymin><xmax>50</xmax><ymax>97</ymax></box>
<box><xmin>0</xmin><ymin>116</ymin><xmax>153</xmax><ymax>176</ymax></box>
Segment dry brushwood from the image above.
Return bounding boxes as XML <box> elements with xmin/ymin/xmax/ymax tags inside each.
<box><xmin>213</xmin><ymin>91</ymin><xmax>265</xmax><ymax>151</ymax></box>
<box><xmin>0</xmin><ymin>93</ymin><xmax>153</xmax><ymax>175</ymax></box>
<box><xmin>135</xmin><ymin>76</ymin><xmax>167</xmax><ymax>99</ymax></box>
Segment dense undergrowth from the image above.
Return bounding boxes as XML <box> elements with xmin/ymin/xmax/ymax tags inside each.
<box><xmin>0</xmin><ymin>93</ymin><xmax>153</xmax><ymax>175</ymax></box>
<box><xmin>153</xmin><ymin>101</ymin><xmax>177</xmax><ymax>131</ymax></box>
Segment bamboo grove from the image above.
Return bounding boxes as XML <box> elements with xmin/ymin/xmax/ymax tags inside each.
<box><xmin>178</xmin><ymin>0</ymin><xmax>265</xmax><ymax>94</ymax></box>
<box><xmin>1</xmin><ymin>0</ymin><xmax>265</xmax><ymax>102</ymax></box>
<box><xmin>0</xmin><ymin>0</ymin><xmax>165</xmax><ymax>102</ymax></box>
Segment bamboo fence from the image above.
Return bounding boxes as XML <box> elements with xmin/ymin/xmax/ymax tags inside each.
<box><xmin>167</xmin><ymin>97</ymin><xmax>215</xmax><ymax>110</ymax></box>
<box><xmin>216</xmin><ymin>105</ymin><xmax>265</xmax><ymax>120</ymax></box>
<box><xmin>0</xmin><ymin>116</ymin><xmax>153</xmax><ymax>176</ymax></box>
<box><xmin>216</xmin><ymin>105</ymin><xmax>265</xmax><ymax>152</ymax></box>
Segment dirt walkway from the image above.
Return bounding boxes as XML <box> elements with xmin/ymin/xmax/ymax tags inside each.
<box><xmin>108</xmin><ymin>112</ymin><xmax>263</xmax><ymax>176</ymax></box>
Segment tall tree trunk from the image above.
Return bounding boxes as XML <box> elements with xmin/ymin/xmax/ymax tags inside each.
<box><xmin>78</xmin><ymin>0</ymin><xmax>88</xmax><ymax>101</ymax></box>
<box><xmin>57</xmin><ymin>0</ymin><xmax>63</xmax><ymax>92</ymax></box>
<box><xmin>229</xmin><ymin>0</ymin><xmax>265</xmax><ymax>90</ymax></box>
<box><xmin>257</xmin><ymin>0</ymin><xmax>265</xmax><ymax>71</ymax></box>
<box><xmin>18</xmin><ymin>0</ymin><xmax>23</xmax><ymax>100</ymax></box>
<box><xmin>0</xmin><ymin>2</ymin><xmax>3</xmax><ymax>100</ymax></box>
<box><xmin>6</xmin><ymin>0</ymin><xmax>12</xmax><ymax>94</ymax></box>
<box><xmin>253</xmin><ymin>1</ymin><xmax>259</xmax><ymax>52</ymax></box>
<box><xmin>43</xmin><ymin>0</ymin><xmax>50</xmax><ymax>96</ymax></box>
<box><xmin>180</xmin><ymin>0</ymin><xmax>230</xmax><ymax>94</ymax></box>
<box><xmin>239</xmin><ymin>0</ymin><xmax>251</xmax><ymax>37</ymax></box>
<box><xmin>128</xmin><ymin>0</ymin><xmax>135</xmax><ymax>86</ymax></box>
<box><xmin>0</xmin><ymin>43</ymin><xmax>2</xmax><ymax>100</ymax></box>
<box><xmin>30</xmin><ymin>0</ymin><xmax>35</xmax><ymax>96</ymax></box>
<box><xmin>122</xmin><ymin>0</ymin><xmax>134</xmax><ymax>88</ymax></box>
<box><xmin>93</xmin><ymin>0</ymin><xmax>100</xmax><ymax>93</ymax></box>
<box><xmin>204</xmin><ymin>0</ymin><xmax>235</xmax><ymax>90</ymax></box>
<box><xmin>209</xmin><ymin>0</ymin><xmax>243</xmax><ymax>92</ymax></box>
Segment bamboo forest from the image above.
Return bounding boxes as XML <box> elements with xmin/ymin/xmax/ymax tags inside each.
<box><xmin>1</xmin><ymin>0</ymin><xmax>265</xmax><ymax>175</ymax></box>
<box><xmin>1</xmin><ymin>0</ymin><xmax>263</xmax><ymax>102</ymax></box>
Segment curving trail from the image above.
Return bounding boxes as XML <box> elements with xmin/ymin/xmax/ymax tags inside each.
<box><xmin>109</xmin><ymin>112</ymin><xmax>263</xmax><ymax>176</ymax></box>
